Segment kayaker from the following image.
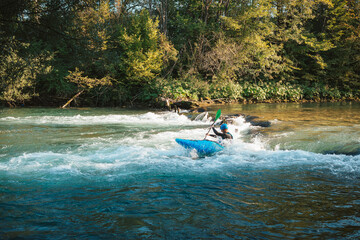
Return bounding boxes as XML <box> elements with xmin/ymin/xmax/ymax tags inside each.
<box><xmin>206</xmin><ymin>123</ymin><xmax>233</xmax><ymax>140</ymax></box>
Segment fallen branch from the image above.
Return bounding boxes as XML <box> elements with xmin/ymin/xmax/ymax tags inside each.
<box><xmin>60</xmin><ymin>68</ymin><xmax>112</xmax><ymax>109</ymax></box>
<box><xmin>61</xmin><ymin>90</ymin><xmax>84</xmax><ymax>108</ymax></box>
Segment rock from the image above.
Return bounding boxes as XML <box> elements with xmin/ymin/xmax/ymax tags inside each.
<box><xmin>196</xmin><ymin>107</ymin><xmax>207</xmax><ymax>112</ymax></box>
<box><xmin>243</xmin><ymin>115</ymin><xmax>259</xmax><ymax>122</ymax></box>
<box><xmin>249</xmin><ymin>120</ymin><xmax>271</xmax><ymax>128</ymax></box>
<box><xmin>323</xmin><ymin>150</ymin><xmax>360</xmax><ymax>156</ymax></box>
<box><xmin>226</xmin><ymin>114</ymin><xmax>241</xmax><ymax>118</ymax></box>
<box><xmin>173</xmin><ymin>100</ymin><xmax>200</xmax><ymax>109</ymax></box>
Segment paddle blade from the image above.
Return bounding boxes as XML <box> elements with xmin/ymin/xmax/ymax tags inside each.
<box><xmin>204</xmin><ymin>109</ymin><xmax>221</xmax><ymax>140</ymax></box>
<box><xmin>214</xmin><ymin>109</ymin><xmax>221</xmax><ymax>122</ymax></box>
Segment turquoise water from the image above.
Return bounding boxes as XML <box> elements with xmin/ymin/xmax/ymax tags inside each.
<box><xmin>1</xmin><ymin>102</ymin><xmax>360</xmax><ymax>239</ymax></box>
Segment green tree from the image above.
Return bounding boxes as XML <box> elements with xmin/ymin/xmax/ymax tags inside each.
<box><xmin>109</xmin><ymin>10</ymin><xmax>177</xmax><ymax>100</ymax></box>
<box><xmin>61</xmin><ymin>68</ymin><xmax>112</xmax><ymax>108</ymax></box>
<box><xmin>0</xmin><ymin>38</ymin><xmax>53</xmax><ymax>107</ymax></box>
<box><xmin>211</xmin><ymin>0</ymin><xmax>291</xmax><ymax>82</ymax></box>
<box><xmin>323</xmin><ymin>0</ymin><xmax>360</xmax><ymax>90</ymax></box>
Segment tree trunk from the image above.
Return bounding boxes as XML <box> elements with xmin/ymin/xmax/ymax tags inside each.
<box><xmin>149</xmin><ymin>0</ymin><xmax>152</xmax><ymax>15</ymax></box>
<box><xmin>7</xmin><ymin>101</ymin><xmax>15</xmax><ymax>108</ymax></box>
<box><xmin>159</xmin><ymin>0</ymin><xmax>168</xmax><ymax>36</ymax></box>
<box><xmin>204</xmin><ymin>0</ymin><xmax>213</xmax><ymax>24</ymax></box>
<box><xmin>61</xmin><ymin>90</ymin><xmax>84</xmax><ymax>109</ymax></box>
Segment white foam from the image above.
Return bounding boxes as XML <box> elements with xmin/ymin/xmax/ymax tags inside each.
<box><xmin>0</xmin><ymin>112</ymin><xmax>210</xmax><ymax>126</ymax></box>
<box><xmin>2</xmin><ymin>138</ymin><xmax>359</xmax><ymax>181</ymax></box>
<box><xmin>1</xmin><ymin>111</ymin><xmax>359</xmax><ymax>181</ymax></box>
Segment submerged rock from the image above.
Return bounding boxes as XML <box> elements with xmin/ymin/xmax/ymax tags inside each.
<box><xmin>249</xmin><ymin>120</ymin><xmax>271</xmax><ymax>128</ymax></box>
<box><xmin>323</xmin><ymin>143</ymin><xmax>360</xmax><ymax>156</ymax></box>
<box><xmin>196</xmin><ymin>107</ymin><xmax>207</xmax><ymax>113</ymax></box>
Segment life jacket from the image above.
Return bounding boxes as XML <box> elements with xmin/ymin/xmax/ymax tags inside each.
<box><xmin>225</xmin><ymin>132</ymin><xmax>233</xmax><ymax>139</ymax></box>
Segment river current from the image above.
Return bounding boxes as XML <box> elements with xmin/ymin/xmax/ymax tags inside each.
<box><xmin>1</xmin><ymin>102</ymin><xmax>360</xmax><ymax>239</ymax></box>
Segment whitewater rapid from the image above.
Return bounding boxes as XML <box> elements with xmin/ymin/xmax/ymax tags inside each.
<box><xmin>1</xmin><ymin>109</ymin><xmax>359</xmax><ymax>182</ymax></box>
<box><xmin>1</xmin><ymin>104</ymin><xmax>360</xmax><ymax>239</ymax></box>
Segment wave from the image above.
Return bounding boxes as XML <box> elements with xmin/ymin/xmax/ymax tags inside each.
<box><xmin>1</xmin><ymin>142</ymin><xmax>359</xmax><ymax>183</ymax></box>
<box><xmin>0</xmin><ymin>112</ymin><xmax>210</xmax><ymax>126</ymax></box>
<box><xmin>1</xmin><ymin>110</ymin><xmax>359</xmax><ymax>182</ymax></box>
<box><xmin>264</xmin><ymin>125</ymin><xmax>360</xmax><ymax>156</ymax></box>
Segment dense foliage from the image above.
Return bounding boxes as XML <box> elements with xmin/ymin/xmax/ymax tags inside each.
<box><xmin>0</xmin><ymin>0</ymin><xmax>359</xmax><ymax>107</ymax></box>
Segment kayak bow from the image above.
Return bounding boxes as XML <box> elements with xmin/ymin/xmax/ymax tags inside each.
<box><xmin>175</xmin><ymin>138</ymin><xmax>224</xmax><ymax>155</ymax></box>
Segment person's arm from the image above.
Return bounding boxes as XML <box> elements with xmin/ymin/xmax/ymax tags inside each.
<box><xmin>206</xmin><ymin>128</ymin><xmax>221</xmax><ymax>138</ymax></box>
<box><xmin>207</xmin><ymin>134</ymin><xmax>217</xmax><ymax>138</ymax></box>
<box><xmin>212</xmin><ymin>127</ymin><xmax>233</xmax><ymax>139</ymax></box>
<box><xmin>212</xmin><ymin>127</ymin><xmax>226</xmax><ymax>138</ymax></box>
<box><xmin>206</xmin><ymin>132</ymin><xmax>217</xmax><ymax>138</ymax></box>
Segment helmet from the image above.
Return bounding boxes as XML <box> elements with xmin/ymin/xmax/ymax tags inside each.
<box><xmin>220</xmin><ymin>124</ymin><xmax>228</xmax><ymax>130</ymax></box>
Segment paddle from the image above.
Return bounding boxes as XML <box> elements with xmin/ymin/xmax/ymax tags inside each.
<box><xmin>204</xmin><ymin>109</ymin><xmax>221</xmax><ymax>140</ymax></box>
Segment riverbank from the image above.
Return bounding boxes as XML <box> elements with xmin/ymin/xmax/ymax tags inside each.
<box><xmin>160</xmin><ymin>97</ymin><xmax>360</xmax><ymax>113</ymax></box>
<box><xmin>2</xmin><ymin>75</ymin><xmax>360</xmax><ymax>109</ymax></box>
<box><xmin>2</xmin><ymin>96</ymin><xmax>359</xmax><ymax>111</ymax></box>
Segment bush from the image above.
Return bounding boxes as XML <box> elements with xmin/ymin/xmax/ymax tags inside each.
<box><xmin>209</xmin><ymin>80</ymin><xmax>243</xmax><ymax>99</ymax></box>
<box><xmin>0</xmin><ymin>38</ymin><xmax>53</xmax><ymax>106</ymax></box>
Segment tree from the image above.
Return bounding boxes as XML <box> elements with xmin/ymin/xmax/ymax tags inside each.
<box><xmin>111</xmin><ymin>10</ymin><xmax>177</xmax><ymax>86</ymax></box>
<box><xmin>61</xmin><ymin>68</ymin><xmax>112</xmax><ymax>108</ymax></box>
<box><xmin>323</xmin><ymin>0</ymin><xmax>360</xmax><ymax>90</ymax></box>
<box><xmin>0</xmin><ymin>38</ymin><xmax>53</xmax><ymax>107</ymax></box>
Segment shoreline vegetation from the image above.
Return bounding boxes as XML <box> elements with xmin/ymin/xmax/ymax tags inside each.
<box><xmin>1</xmin><ymin>1</ymin><xmax>359</xmax><ymax>108</ymax></box>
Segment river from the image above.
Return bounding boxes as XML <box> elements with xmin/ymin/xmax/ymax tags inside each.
<box><xmin>1</xmin><ymin>102</ymin><xmax>359</xmax><ymax>239</ymax></box>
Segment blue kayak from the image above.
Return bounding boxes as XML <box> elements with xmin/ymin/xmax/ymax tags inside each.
<box><xmin>175</xmin><ymin>138</ymin><xmax>224</xmax><ymax>155</ymax></box>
